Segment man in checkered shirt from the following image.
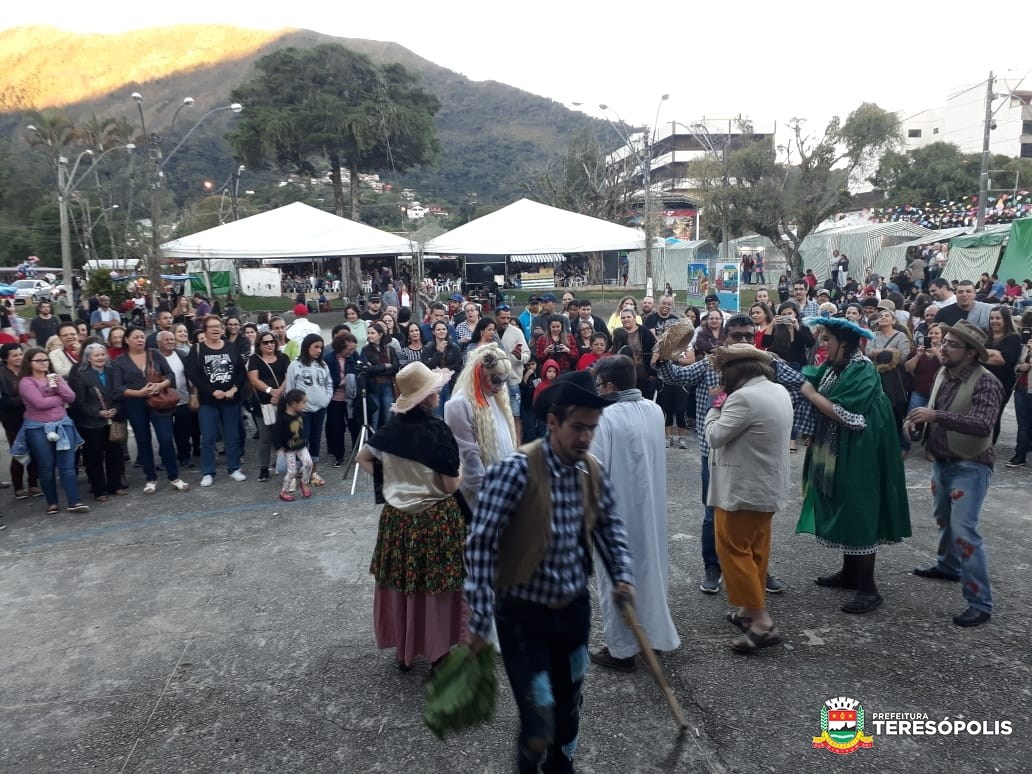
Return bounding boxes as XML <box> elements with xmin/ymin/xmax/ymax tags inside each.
<box><xmin>465</xmin><ymin>370</ymin><xmax>633</xmax><ymax>774</ymax></box>
<box><xmin>653</xmin><ymin>314</ymin><xmax>814</xmax><ymax>596</ymax></box>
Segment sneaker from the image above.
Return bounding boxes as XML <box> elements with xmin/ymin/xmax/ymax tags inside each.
<box><xmin>332</xmin><ymin>457</ymin><xmax>344</xmax><ymax>468</ymax></box>
<box><xmin>1005</xmin><ymin>455</ymin><xmax>1026</xmax><ymax>468</ymax></box>
<box><xmin>67</xmin><ymin>503</ymin><xmax>90</xmax><ymax>513</ymax></box>
<box><xmin>765</xmin><ymin>574</ymin><xmax>785</xmax><ymax>594</ymax></box>
<box><xmin>700</xmin><ymin>565</ymin><xmax>722</xmax><ymax>594</ymax></box>
<box><xmin>666</xmin><ymin>436</ymin><xmax>674</xmax><ymax>448</ymax></box>
<box><xmin>200</xmin><ymin>475</ymin><xmax>214</xmax><ymax>487</ymax></box>
<box><xmin>257</xmin><ymin>467</ymin><xmax>270</xmax><ymax>482</ymax></box>
<box><xmin>229</xmin><ymin>470</ymin><xmax>247</xmax><ymax>482</ymax></box>
<box><xmin>678</xmin><ymin>436</ymin><xmax>689</xmax><ymax>449</ymax></box>
<box><xmin>169</xmin><ymin>479</ymin><xmax>190</xmax><ymax>491</ymax></box>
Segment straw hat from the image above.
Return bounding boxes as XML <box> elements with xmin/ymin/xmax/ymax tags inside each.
<box><xmin>391</xmin><ymin>362</ymin><xmax>452</xmax><ymax>414</ymax></box>
<box><xmin>655</xmin><ymin>318</ymin><xmax>695</xmax><ymax>360</ymax></box>
<box><xmin>941</xmin><ymin>320</ymin><xmax>990</xmax><ymax>363</ymax></box>
<box><xmin>709</xmin><ymin>343</ymin><xmax>773</xmax><ymax>369</ymax></box>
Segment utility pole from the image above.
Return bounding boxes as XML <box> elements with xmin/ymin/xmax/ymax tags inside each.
<box><xmin>57</xmin><ymin>157</ymin><xmax>73</xmax><ymax>304</ymax></box>
<box><xmin>975</xmin><ymin>71</ymin><xmax>995</xmax><ymax>233</ymax></box>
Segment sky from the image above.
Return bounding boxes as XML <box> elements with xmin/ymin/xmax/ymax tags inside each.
<box><xmin>5</xmin><ymin>0</ymin><xmax>1031</xmax><ymax>150</ymax></box>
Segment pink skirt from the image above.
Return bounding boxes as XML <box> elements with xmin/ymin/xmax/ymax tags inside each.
<box><xmin>374</xmin><ymin>586</ymin><xmax>467</xmax><ymax>667</ymax></box>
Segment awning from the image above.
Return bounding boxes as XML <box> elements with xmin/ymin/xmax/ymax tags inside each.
<box><xmin>508</xmin><ymin>253</ymin><xmax>565</xmax><ymax>264</ymax></box>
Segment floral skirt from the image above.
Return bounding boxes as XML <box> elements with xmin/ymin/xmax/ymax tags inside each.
<box><xmin>369</xmin><ymin>495</ymin><xmax>466</xmax><ymax>595</ymax></box>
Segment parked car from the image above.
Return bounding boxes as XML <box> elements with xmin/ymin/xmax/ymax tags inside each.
<box><xmin>12</xmin><ymin>279</ymin><xmax>54</xmax><ymax>305</ymax></box>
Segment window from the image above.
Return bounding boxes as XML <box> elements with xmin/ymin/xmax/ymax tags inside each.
<box><xmin>932</xmin><ymin>128</ymin><xmax>940</xmax><ymax>134</ymax></box>
<box><xmin>1022</xmin><ymin>120</ymin><xmax>1032</xmax><ymax>135</ymax></box>
<box><xmin>907</xmin><ymin>128</ymin><xmax>923</xmax><ymax>138</ymax></box>
<box><xmin>1021</xmin><ymin>143</ymin><xmax>1032</xmax><ymax>159</ymax></box>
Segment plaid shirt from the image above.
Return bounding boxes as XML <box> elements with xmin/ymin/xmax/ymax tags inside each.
<box><xmin>925</xmin><ymin>363</ymin><xmax>1003</xmax><ymax>468</ymax></box>
<box><xmin>800</xmin><ymin>299</ymin><xmax>821</xmax><ymax>319</ymax></box>
<box><xmin>464</xmin><ymin>439</ymin><xmax>634</xmax><ymax>639</ymax></box>
<box><xmin>657</xmin><ymin>357</ymin><xmax>813</xmax><ymax>456</ymax></box>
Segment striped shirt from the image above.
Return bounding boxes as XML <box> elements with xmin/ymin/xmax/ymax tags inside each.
<box><xmin>464</xmin><ymin>438</ymin><xmax>634</xmax><ymax>639</ymax></box>
<box><xmin>657</xmin><ymin>357</ymin><xmax>813</xmax><ymax>456</ymax></box>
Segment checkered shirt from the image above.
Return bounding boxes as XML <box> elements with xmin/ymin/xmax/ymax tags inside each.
<box><xmin>656</xmin><ymin>357</ymin><xmax>814</xmax><ymax>456</ymax></box>
<box><xmin>464</xmin><ymin>439</ymin><xmax>634</xmax><ymax>639</ymax></box>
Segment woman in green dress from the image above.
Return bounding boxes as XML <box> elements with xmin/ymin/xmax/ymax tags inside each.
<box><xmin>796</xmin><ymin>316</ymin><xmax>911</xmax><ymax>615</ymax></box>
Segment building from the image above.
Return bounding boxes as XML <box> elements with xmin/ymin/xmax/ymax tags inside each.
<box><xmin>899</xmin><ymin>75</ymin><xmax>1032</xmax><ymax>158</ymax></box>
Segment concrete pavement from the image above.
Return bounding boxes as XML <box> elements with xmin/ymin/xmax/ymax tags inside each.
<box><xmin>1</xmin><ymin>352</ymin><xmax>1029</xmax><ymax>772</ymax></box>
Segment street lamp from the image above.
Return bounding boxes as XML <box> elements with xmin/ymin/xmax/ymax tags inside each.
<box><xmin>689</xmin><ymin>121</ymin><xmax>732</xmax><ymax>262</ymax></box>
<box><xmin>27</xmin><ymin>125</ymin><xmax>135</xmax><ymax>303</ymax></box>
<box><xmin>599</xmin><ymin>95</ymin><xmax>669</xmax><ymax>290</ymax></box>
<box><xmin>131</xmin><ymin>92</ymin><xmax>243</xmax><ymax>299</ymax></box>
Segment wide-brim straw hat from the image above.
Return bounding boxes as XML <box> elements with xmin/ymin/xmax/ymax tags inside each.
<box><xmin>655</xmin><ymin>318</ymin><xmax>695</xmax><ymax>360</ymax></box>
<box><xmin>391</xmin><ymin>361</ymin><xmax>452</xmax><ymax>414</ymax></box>
<box><xmin>709</xmin><ymin>343</ymin><xmax>773</xmax><ymax>369</ymax></box>
<box><xmin>941</xmin><ymin>320</ymin><xmax>990</xmax><ymax>363</ymax></box>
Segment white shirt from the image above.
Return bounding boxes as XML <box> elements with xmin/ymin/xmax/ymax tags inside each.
<box><xmin>163</xmin><ymin>350</ymin><xmax>189</xmax><ymax>405</ymax></box>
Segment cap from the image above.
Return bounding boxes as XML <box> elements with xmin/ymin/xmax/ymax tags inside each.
<box><xmin>541</xmin><ymin>293</ymin><xmax>557</xmax><ymax>302</ymax></box>
<box><xmin>704</xmin><ymin>294</ymin><xmax>719</xmax><ymax>304</ymax></box>
<box><xmin>449</xmin><ymin>293</ymin><xmax>464</xmax><ymax>302</ymax></box>
<box><xmin>293</xmin><ymin>304</ymin><xmax>308</xmax><ymax>317</ymax></box>
<box><xmin>528</xmin><ymin>295</ymin><xmax>541</xmax><ymax>303</ymax></box>
<box><xmin>368</xmin><ymin>294</ymin><xmax>381</xmax><ymax>302</ymax></box>
<box><xmin>817</xmin><ymin>288</ymin><xmax>831</xmax><ymax>296</ymax></box>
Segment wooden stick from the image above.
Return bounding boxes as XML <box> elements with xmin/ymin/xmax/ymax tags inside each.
<box><xmin>617</xmin><ymin>596</ymin><xmax>688</xmax><ymax>731</ymax></box>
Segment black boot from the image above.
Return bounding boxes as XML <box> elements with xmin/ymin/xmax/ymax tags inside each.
<box><xmin>842</xmin><ymin>553</ymin><xmax>882</xmax><ymax>613</ymax></box>
<box><xmin>816</xmin><ymin>554</ymin><xmax>858</xmax><ymax>589</ymax></box>
<box><xmin>257</xmin><ymin>467</ymin><xmax>270</xmax><ymax>482</ymax></box>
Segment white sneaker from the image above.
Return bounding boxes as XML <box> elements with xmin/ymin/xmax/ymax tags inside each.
<box><xmin>229</xmin><ymin>470</ymin><xmax>247</xmax><ymax>482</ymax></box>
<box><xmin>200</xmin><ymin>475</ymin><xmax>214</xmax><ymax>487</ymax></box>
<box><xmin>169</xmin><ymin>479</ymin><xmax>190</xmax><ymax>491</ymax></box>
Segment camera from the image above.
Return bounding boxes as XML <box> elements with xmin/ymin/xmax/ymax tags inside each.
<box><xmin>915</xmin><ymin>332</ymin><xmax>925</xmax><ymax>348</ymax></box>
<box><xmin>908</xmin><ymin>424</ymin><xmax>924</xmax><ymax>443</ymax></box>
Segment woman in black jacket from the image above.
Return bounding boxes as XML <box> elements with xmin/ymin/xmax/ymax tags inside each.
<box><xmin>0</xmin><ymin>343</ymin><xmax>40</xmax><ymax>498</ymax></box>
<box><xmin>420</xmin><ymin>319</ymin><xmax>463</xmax><ymax>416</ymax></box>
<box><xmin>71</xmin><ymin>343</ymin><xmax>126</xmax><ymax>501</ymax></box>
<box><xmin>361</xmin><ymin>322</ymin><xmax>400</xmax><ymax>430</ymax></box>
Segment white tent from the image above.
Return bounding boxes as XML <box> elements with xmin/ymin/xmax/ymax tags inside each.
<box><xmin>423</xmin><ymin>198</ymin><xmax>646</xmax><ymax>255</ymax></box>
<box><xmin>869</xmin><ymin>226</ymin><xmax>971</xmax><ymax>281</ymax></box>
<box><xmin>800</xmin><ymin>222</ymin><xmax>933</xmax><ymax>282</ymax></box>
<box><xmin>161</xmin><ymin>202</ymin><xmax>415</xmax><ymax>259</ymax></box>
<box><xmin>627</xmin><ymin>240</ymin><xmax>718</xmax><ymax>290</ymax></box>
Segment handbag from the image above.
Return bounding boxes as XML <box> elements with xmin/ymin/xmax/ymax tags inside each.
<box><xmin>94</xmin><ymin>384</ymin><xmax>127</xmax><ymax>442</ymax></box>
<box><xmin>145</xmin><ymin>351</ymin><xmax>180</xmax><ymax>412</ymax></box>
<box><xmin>261</xmin><ymin>358</ymin><xmax>281</xmax><ymax>425</ymax></box>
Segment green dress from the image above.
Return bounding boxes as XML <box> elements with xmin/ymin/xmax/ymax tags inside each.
<box><xmin>796</xmin><ymin>353</ymin><xmax>911</xmax><ymax>552</ymax></box>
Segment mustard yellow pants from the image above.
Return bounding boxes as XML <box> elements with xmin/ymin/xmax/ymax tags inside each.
<box><xmin>714</xmin><ymin>508</ymin><xmax>773</xmax><ymax>610</ymax></box>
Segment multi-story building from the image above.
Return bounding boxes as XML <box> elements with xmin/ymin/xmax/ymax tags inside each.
<box><xmin>899</xmin><ymin>75</ymin><xmax>1032</xmax><ymax>158</ymax></box>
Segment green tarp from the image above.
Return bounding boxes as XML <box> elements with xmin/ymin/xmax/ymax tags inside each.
<box><xmin>950</xmin><ymin>225</ymin><xmax>1011</xmax><ymax>249</ymax></box>
<box><xmin>997</xmin><ymin>218</ymin><xmax>1032</xmax><ymax>281</ymax></box>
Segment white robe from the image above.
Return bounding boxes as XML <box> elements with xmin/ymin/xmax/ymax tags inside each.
<box><xmin>590</xmin><ymin>392</ymin><xmax>681</xmax><ymax>658</ymax></box>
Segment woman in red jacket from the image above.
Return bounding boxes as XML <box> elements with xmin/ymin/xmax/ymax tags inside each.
<box><xmin>534</xmin><ymin>315</ymin><xmax>578</xmax><ymax>372</ymax></box>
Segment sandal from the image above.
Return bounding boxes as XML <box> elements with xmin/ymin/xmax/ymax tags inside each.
<box><xmin>310</xmin><ymin>473</ymin><xmax>326</xmax><ymax>487</ymax></box>
<box><xmin>300</xmin><ymin>484</ymin><xmax>312</xmax><ymax>499</ymax></box>
<box><xmin>730</xmin><ymin>626</ymin><xmax>782</xmax><ymax>654</ymax></box>
<box><xmin>279</xmin><ymin>491</ymin><xmax>295</xmax><ymax>502</ymax></box>
<box><xmin>726</xmin><ymin>610</ymin><xmax>752</xmax><ymax>632</ymax></box>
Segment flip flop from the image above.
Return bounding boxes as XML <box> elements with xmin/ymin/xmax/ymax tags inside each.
<box><xmin>730</xmin><ymin>626</ymin><xmax>782</xmax><ymax>654</ymax></box>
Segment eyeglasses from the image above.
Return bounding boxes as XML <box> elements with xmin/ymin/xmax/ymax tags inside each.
<box><xmin>496</xmin><ymin>304</ymin><xmax>511</xmax><ymax>311</ymax></box>
<box><xmin>488</xmin><ymin>375</ymin><xmax>506</xmax><ymax>388</ymax></box>
<box><xmin>941</xmin><ymin>339</ymin><xmax>970</xmax><ymax>349</ymax></box>
<box><xmin>726</xmin><ymin>331</ymin><xmax>756</xmax><ymax>342</ymax></box>
<box><xmin>260</xmin><ymin>340</ymin><xmax>276</xmax><ymax>345</ymax></box>
<box><xmin>205</xmin><ymin>325</ymin><xmax>223</xmax><ymax>331</ymax></box>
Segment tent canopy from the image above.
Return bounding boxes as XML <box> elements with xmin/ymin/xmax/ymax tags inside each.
<box><xmin>800</xmin><ymin>222</ymin><xmax>932</xmax><ymax>282</ymax></box>
<box><xmin>423</xmin><ymin>198</ymin><xmax>646</xmax><ymax>255</ymax></box>
<box><xmin>161</xmin><ymin>202</ymin><xmax>415</xmax><ymax>259</ymax></box>
<box><xmin>997</xmin><ymin>218</ymin><xmax>1032</xmax><ymax>282</ymax></box>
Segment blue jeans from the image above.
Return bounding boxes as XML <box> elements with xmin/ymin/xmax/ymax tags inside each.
<box><xmin>1014</xmin><ymin>389</ymin><xmax>1031</xmax><ymax>460</ymax></box>
<box><xmin>199</xmin><ymin>402</ymin><xmax>241</xmax><ymax>477</ymax></box>
<box><xmin>302</xmin><ymin>407</ymin><xmax>327</xmax><ymax>462</ymax></box>
<box><xmin>508</xmin><ymin>384</ymin><xmax>522</xmax><ymax>418</ymax></box>
<box><xmin>123</xmin><ymin>397</ymin><xmax>179</xmax><ymax>481</ymax></box>
<box><xmin>369</xmin><ymin>380</ymin><xmax>394</xmax><ymax>429</ymax></box>
<box><xmin>902</xmin><ymin>393</ymin><xmax>929</xmax><ymax>451</ymax></box>
<box><xmin>931</xmin><ymin>461</ymin><xmax>993</xmax><ymax>613</ymax></box>
<box><xmin>24</xmin><ymin>426</ymin><xmax>81</xmax><ymax>507</ymax></box>
<box><xmin>700</xmin><ymin>455</ymin><xmax>718</xmax><ymax>569</ymax></box>
<box><xmin>496</xmin><ymin>594</ymin><xmax>589</xmax><ymax>774</ymax></box>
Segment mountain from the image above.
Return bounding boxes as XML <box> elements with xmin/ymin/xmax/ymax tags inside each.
<box><xmin>0</xmin><ymin>25</ymin><xmax>611</xmax><ymax>209</ymax></box>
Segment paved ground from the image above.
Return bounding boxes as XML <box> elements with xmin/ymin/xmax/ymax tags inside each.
<box><xmin>1</xmin><ymin>313</ymin><xmax>1029</xmax><ymax>773</ymax></box>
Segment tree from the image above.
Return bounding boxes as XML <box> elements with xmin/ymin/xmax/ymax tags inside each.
<box><xmin>691</xmin><ymin>103</ymin><xmax>900</xmax><ymax>276</ymax></box>
<box><xmin>524</xmin><ymin>130</ymin><xmax>630</xmax><ymax>282</ymax></box>
<box><xmin>869</xmin><ymin>142</ymin><xmax>980</xmax><ymax>204</ymax></box>
<box><xmin>227</xmin><ymin>45</ymin><xmax>441</xmax><ymax>296</ymax></box>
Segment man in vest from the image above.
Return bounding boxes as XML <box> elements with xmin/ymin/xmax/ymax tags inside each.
<box><xmin>905</xmin><ymin>320</ymin><xmax>1003</xmax><ymax>628</ymax></box>
<box><xmin>465</xmin><ymin>370</ymin><xmax>634</xmax><ymax>774</ymax></box>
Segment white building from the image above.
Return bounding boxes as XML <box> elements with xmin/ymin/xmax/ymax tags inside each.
<box><xmin>899</xmin><ymin>74</ymin><xmax>1032</xmax><ymax>158</ymax></box>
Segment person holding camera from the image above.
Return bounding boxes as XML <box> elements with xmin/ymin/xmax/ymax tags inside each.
<box><xmin>1008</xmin><ymin>311</ymin><xmax>1032</xmax><ymax>467</ymax></box>
<box><xmin>534</xmin><ymin>315</ymin><xmax>578</xmax><ymax>373</ymax></box>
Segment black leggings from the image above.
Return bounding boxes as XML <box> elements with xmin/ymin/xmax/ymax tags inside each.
<box><xmin>658</xmin><ymin>385</ymin><xmax>689</xmax><ymax>429</ymax></box>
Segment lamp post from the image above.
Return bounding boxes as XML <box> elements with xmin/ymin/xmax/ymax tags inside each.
<box><xmin>599</xmin><ymin>95</ymin><xmax>669</xmax><ymax>290</ymax></box>
<box><xmin>27</xmin><ymin>126</ymin><xmax>135</xmax><ymax>304</ymax></box>
<box><xmin>689</xmin><ymin>121</ymin><xmax>732</xmax><ymax>262</ymax></box>
<box><xmin>131</xmin><ymin>92</ymin><xmax>242</xmax><ymax>300</ymax></box>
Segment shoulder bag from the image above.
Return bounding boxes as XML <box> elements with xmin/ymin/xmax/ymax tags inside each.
<box><xmin>260</xmin><ymin>357</ymin><xmax>280</xmax><ymax>426</ymax></box>
<box><xmin>146</xmin><ymin>351</ymin><xmax>180</xmax><ymax>413</ymax></box>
